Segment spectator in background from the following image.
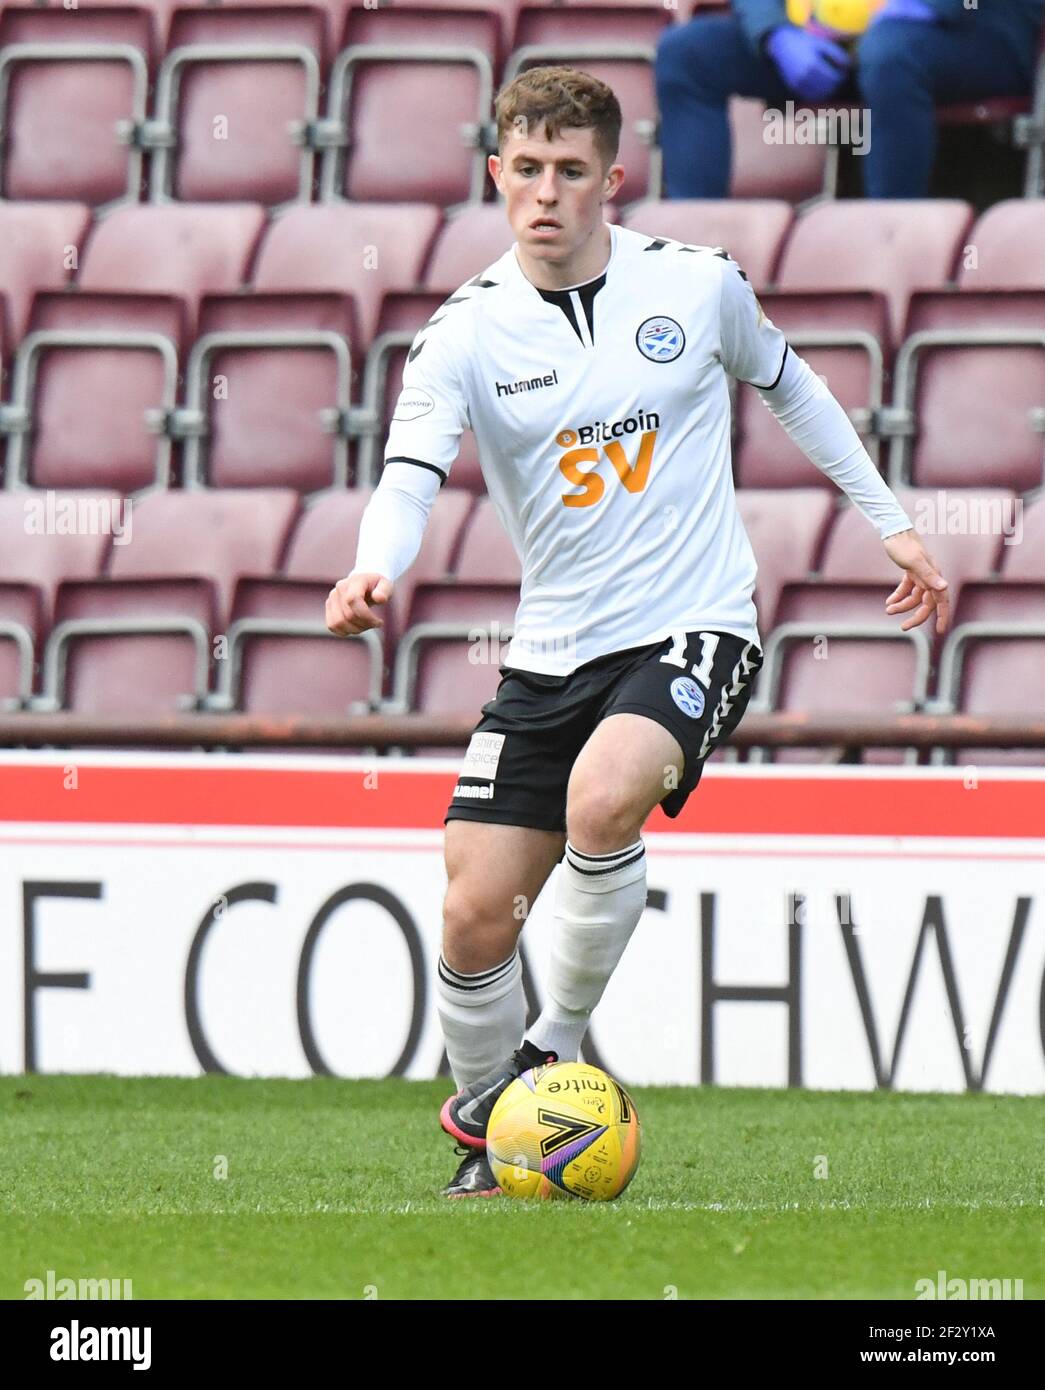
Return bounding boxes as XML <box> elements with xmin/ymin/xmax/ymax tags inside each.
<box><xmin>656</xmin><ymin>0</ymin><xmax>1045</xmax><ymax>198</ymax></box>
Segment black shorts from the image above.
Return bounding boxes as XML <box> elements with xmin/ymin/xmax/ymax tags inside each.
<box><xmin>444</xmin><ymin>628</ymin><xmax>763</xmax><ymax>833</ymax></box>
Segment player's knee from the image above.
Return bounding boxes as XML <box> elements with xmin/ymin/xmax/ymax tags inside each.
<box><xmin>856</xmin><ymin>24</ymin><xmax>929</xmax><ymax>97</ymax></box>
<box><xmin>441</xmin><ymin>877</ymin><xmax>519</xmax><ymax>975</ymax></box>
<box><xmin>566</xmin><ymin>785</ymin><xmax>641</xmax><ymax>855</ymax></box>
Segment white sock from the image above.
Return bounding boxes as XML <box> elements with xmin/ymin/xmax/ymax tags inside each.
<box><xmin>528</xmin><ymin>839</ymin><xmax>647</xmax><ymax>1062</ymax></box>
<box><xmin>436</xmin><ymin>950</ymin><xmax>525</xmax><ymax>1090</ymax></box>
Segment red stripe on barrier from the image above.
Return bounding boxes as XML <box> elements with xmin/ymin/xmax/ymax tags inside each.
<box><xmin>0</xmin><ymin>763</ymin><xmax>1042</xmax><ymax>837</ymax></box>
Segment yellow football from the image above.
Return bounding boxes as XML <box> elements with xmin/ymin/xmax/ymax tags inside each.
<box><xmin>486</xmin><ymin>1061</ymin><xmax>641</xmax><ymax>1201</ymax></box>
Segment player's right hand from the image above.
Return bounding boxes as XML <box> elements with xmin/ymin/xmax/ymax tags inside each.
<box><xmin>325</xmin><ymin>572</ymin><xmax>393</xmax><ymax>635</ymax></box>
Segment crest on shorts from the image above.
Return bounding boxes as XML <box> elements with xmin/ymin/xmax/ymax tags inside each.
<box><xmin>636</xmin><ymin>316</ymin><xmax>685</xmax><ymax>363</ymax></box>
<box><xmin>670</xmin><ymin>676</ymin><xmax>705</xmax><ymax>719</ymax></box>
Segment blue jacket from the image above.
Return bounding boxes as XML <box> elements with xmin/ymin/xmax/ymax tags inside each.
<box><xmin>733</xmin><ymin>0</ymin><xmax>1045</xmax><ymax>78</ymax></box>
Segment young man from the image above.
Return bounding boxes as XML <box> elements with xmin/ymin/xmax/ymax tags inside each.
<box><xmin>326</xmin><ymin>67</ymin><xmax>949</xmax><ymax>1197</ymax></box>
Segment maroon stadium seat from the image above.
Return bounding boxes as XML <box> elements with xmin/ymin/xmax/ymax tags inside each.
<box><xmin>150</xmin><ymin>7</ymin><xmax>329</xmax><ymax>204</ymax></box>
<box><xmin>78</xmin><ymin>203</ymin><xmax>266</xmax><ymax>334</ymax></box>
<box><xmin>253</xmin><ymin>203</ymin><xmax>442</xmax><ymax>347</ymax></box>
<box><xmin>320</xmin><ymin>13</ymin><xmax>495</xmax><ymax>205</ymax></box>
<box><xmin>42</xmin><ymin>575</ymin><xmax>216</xmax><ymax>714</ymax></box>
<box><xmin>958</xmin><ymin>199</ymin><xmax>1045</xmax><ymax>290</ymax></box>
<box><xmin>892</xmin><ymin>291</ymin><xmax>1045</xmax><ymax>493</ymax></box>
<box><xmin>620</xmin><ymin>200</ymin><xmax>793</xmax><ymax>288</ymax></box>
<box><xmin>282</xmin><ymin>486</ymin><xmax>474</xmax><ymax>652</ymax></box>
<box><xmin>733</xmin><ymin>291</ymin><xmax>891</xmax><ymax>489</ymax></box>
<box><xmin>339</xmin><ymin>3</ymin><xmax>505</xmax><ymax>71</ymax></box>
<box><xmin>422</xmin><ymin>206</ymin><xmax>518</xmax><ymax>291</ymax></box>
<box><xmin>727</xmin><ymin>98</ymin><xmax>830</xmax><ymax>203</ymax></box>
<box><xmin>513</xmin><ymin>2</ymin><xmax>671</xmax><ymax>48</ymax></box>
<box><xmin>361</xmin><ymin>290</ymin><xmax>484</xmax><ymax>492</ymax></box>
<box><xmin>0</xmin><ymin>6</ymin><xmax>154</xmax><ymax>206</ymax></box>
<box><xmin>361</xmin><ymin>289</ymin><xmax>445</xmax><ymax>486</ymax></box>
<box><xmin>819</xmin><ymin>488</ymin><xmax>1010</xmax><ymax>605</ymax></box>
<box><xmin>1001</xmin><ymin>493</ymin><xmax>1045</xmax><ymax>579</ymax></box>
<box><xmin>0</xmin><ymin>580</ymin><xmax>41</xmax><ymax>707</ymax></box>
<box><xmin>0</xmin><ymin>492</ymin><xmax>115</xmax><ymax>624</ymax></box>
<box><xmin>219</xmin><ymin>576</ymin><xmax>383</xmax><ymax>715</ymax></box>
<box><xmin>108</xmin><ymin>488</ymin><xmax>301</xmax><ymax>624</ymax></box>
<box><xmin>453</xmin><ymin>496</ymin><xmax>522</xmax><ymax>581</ymax></box>
<box><xmin>392</xmin><ymin>579</ymin><xmax>517</xmax><ymax>752</ymax></box>
<box><xmin>0</xmin><ymin>203</ymin><xmax>92</xmax><ymax>342</ymax></box>
<box><xmin>757</xmin><ymin>577</ymin><xmax>933</xmax><ymax>764</ymax></box>
<box><xmin>735</xmin><ymin>489</ymin><xmax>834</xmax><ymax>631</ymax></box>
<box><xmin>936</xmin><ymin>580</ymin><xmax>1045</xmax><ymax>766</ymax></box>
<box><xmin>4</xmin><ymin>292</ymin><xmax>185</xmax><ymax>492</ymax></box>
<box><xmin>182</xmin><ymin>292</ymin><xmax>360</xmax><ymax>491</ymax></box>
<box><xmin>776</xmin><ymin>200</ymin><xmax>974</xmax><ymax>345</ymax></box>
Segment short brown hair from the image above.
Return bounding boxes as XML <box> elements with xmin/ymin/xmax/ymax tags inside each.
<box><xmin>495</xmin><ymin>66</ymin><xmax>622</xmax><ymax>168</ymax></box>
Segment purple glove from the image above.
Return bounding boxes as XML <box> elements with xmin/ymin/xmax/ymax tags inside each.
<box><xmin>870</xmin><ymin>0</ymin><xmax>938</xmax><ymax>24</ymax></box>
<box><xmin>765</xmin><ymin>25</ymin><xmax>851</xmax><ymax>102</ymax></box>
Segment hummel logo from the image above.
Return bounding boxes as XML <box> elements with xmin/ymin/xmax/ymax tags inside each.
<box><xmin>495</xmin><ymin>369</ymin><xmax>559</xmax><ymax>398</ymax></box>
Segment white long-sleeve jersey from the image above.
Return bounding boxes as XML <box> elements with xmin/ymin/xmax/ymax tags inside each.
<box><xmin>352</xmin><ymin>222</ymin><xmax>912</xmax><ymax>676</ymax></box>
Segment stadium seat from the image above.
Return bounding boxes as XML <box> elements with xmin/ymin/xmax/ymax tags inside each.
<box><xmin>359</xmin><ymin>290</ymin><xmax>483</xmax><ymax>491</ymax></box>
<box><xmin>0</xmin><ymin>581</ymin><xmax>41</xmax><ymax>708</ymax></box>
<box><xmin>253</xmin><ymin>203</ymin><xmax>443</xmax><ymax>347</ymax></box>
<box><xmin>733</xmin><ymin>291</ymin><xmax>891</xmax><ymax>488</ymax></box>
<box><xmin>754</xmin><ymin>577</ymin><xmax>933</xmax><ymax>764</ymax></box>
<box><xmin>735</xmin><ymin>489</ymin><xmax>834</xmax><ymax>631</ymax></box>
<box><xmin>391</xmin><ymin>579</ymin><xmax>516</xmax><ymax>752</ymax></box>
<box><xmin>2</xmin><ymin>292</ymin><xmax>185</xmax><ymax>492</ymax></box>
<box><xmin>422</xmin><ymin>205</ymin><xmax>519</xmax><ymax>290</ymax></box>
<box><xmin>1000</xmin><ymin>493</ymin><xmax>1045</xmax><ymax>579</ymax></box>
<box><xmin>338</xmin><ymin>3</ymin><xmax>505</xmax><ymax>72</ymax></box>
<box><xmin>727</xmin><ymin>97</ymin><xmax>830</xmax><ymax>203</ymax></box>
<box><xmin>0</xmin><ymin>6</ymin><xmax>153</xmax><ymax>206</ymax></box>
<box><xmin>0</xmin><ymin>203</ymin><xmax>93</xmax><ymax>343</ymax></box>
<box><xmin>181</xmin><ymin>292</ymin><xmax>360</xmax><ymax>491</ymax></box>
<box><xmin>108</xmin><ymin>488</ymin><xmax>301</xmax><ymax>625</ymax></box>
<box><xmin>513</xmin><ymin>2</ymin><xmax>671</xmax><ymax>50</ymax></box>
<box><xmin>41</xmin><ymin>575</ymin><xmax>216</xmax><ymax>715</ymax></box>
<box><xmin>214</xmin><ymin>576</ymin><xmax>383</xmax><ymax>716</ymax></box>
<box><xmin>78</xmin><ymin>203</ymin><xmax>267</xmax><ymax>334</ymax></box>
<box><xmin>775</xmin><ymin>200</ymin><xmax>974</xmax><ymax>345</ymax></box>
<box><xmin>958</xmin><ymin>200</ymin><xmax>1045</xmax><ymax>291</ymax></box>
<box><xmin>890</xmin><ymin>290</ymin><xmax>1045</xmax><ymax>493</ymax></box>
<box><xmin>818</xmin><ymin>488</ymin><xmax>1011</xmax><ymax>612</ymax></box>
<box><xmin>147</xmin><ymin>7</ymin><xmax>329</xmax><ymax>204</ymax></box>
<box><xmin>934</xmin><ymin>580</ymin><xmax>1045</xmax><ymax>766</ymax></box>
<box><xmin>0</xmin><ymin>491</ymin><xmax>115</xmax><ymax>624</ymax></box>
<box><xmin>281</xmin><ymin>486</ymin><xmax>474</xmax><ymax>662</ymax></box>
<box><xmin>620</xmin><ymin>200</ymin><xmax>793</xmax><ymax>288</ymax></box>
<box><xmin>388</xmin><ymin>497</ymin><xmax>522</xmax><ymax>746</ymax></box>
<box><xmin>320</xmin><ymin>11</ymin><xmax>496</xmax><ymax>205</ymax></box>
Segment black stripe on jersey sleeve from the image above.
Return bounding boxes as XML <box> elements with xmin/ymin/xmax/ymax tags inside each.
<box><xmin>740</xmin><ymin>342</ymin><xmax>790</xmax><ymax>392</ymax></box>
<box><xmin>384</xmin><ymin>456</ymin><xmax>447</xmax><ymax>485</ymax></box>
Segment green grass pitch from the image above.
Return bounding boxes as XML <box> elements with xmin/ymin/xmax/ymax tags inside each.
<box><xmin>2</xmin><ymin>1076</ymin><xmax>1041</xmax><ymax>1300</ymax></box>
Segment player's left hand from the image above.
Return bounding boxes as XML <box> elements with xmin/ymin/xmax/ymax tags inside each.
<box><xmin>882</xmin><ymin>529</ymin><xmax>950</xmax><ymax>634</ymax></box>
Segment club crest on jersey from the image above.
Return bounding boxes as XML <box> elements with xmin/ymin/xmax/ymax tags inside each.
<box><xmin>670</xmin><ymin>676</ymin><xmax>705</xmax><ymax>719</ymax></box>
<box><xmin>636</xmin><ymin>316</ymin><xmax>685</xmax><ymax>363</ymax></box>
